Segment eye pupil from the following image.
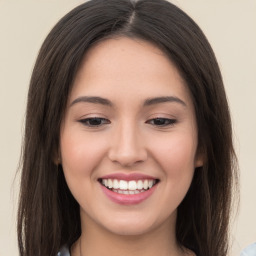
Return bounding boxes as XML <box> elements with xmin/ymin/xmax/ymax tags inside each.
<box><xmin>154</xmin><ymin>118</ymin><xmax>166</xmax><ymax>125</ymax></box>
<box><xmin>79</xmin><ymin>117</ymin><xmax>110</xmax><ymax>127</ymax></box>
<box><xmin>89</xmin><ymin>118</ymin><xmax>102</xmax><ymax>125</ymax></box>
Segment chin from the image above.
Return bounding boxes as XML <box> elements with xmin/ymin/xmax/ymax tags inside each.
<box><xmin>99</xmin><ymin>213</ymin><xmax>171</xmax><ymax>237</ymax></box>
<box><xmin>105</xmin><ymin>224</ymin><xmax>154</xmax><ymax>237</ymax></box>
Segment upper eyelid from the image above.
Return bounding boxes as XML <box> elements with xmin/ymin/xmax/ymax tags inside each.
<box><xmin>78</xmin><ymin>117</ymin><xmax>110</xmax><ymax>125</ymax></box>
<box><xmin>147</xmin><ymin>116</ymin><xmax>176</xmax><ymax>121</ymax></box>
<box><xmin>78</xmin><ymin>117</ymin><xmax>176</xmax><ymax>129</ymax></box>
<box><xmin>77</xmin><ymin>116</ymin><xmax>176</xmax><ymax>121</ymax></box>
<box><xmin>146</xmin><ymin>117</ymin><xmax>177</xmax><ymax>123</ymax></box>
<box><xmin>77</xmin><ymin>113</ymin><xmax>109</xmax><ymax>121</ymax></box>
<box><xmin>145</xmin><ymin>111</ymin><xmax>177</xmax><ymax>118</ymax></box>
<box><xmin>77</xmin><ymin>116</ymin><xmax>175</xmax><ymax>120</ymax></box>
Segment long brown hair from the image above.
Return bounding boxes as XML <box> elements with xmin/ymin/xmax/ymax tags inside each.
<box><xmin>17</xmin><ymin>0</ymin><xmax>238</xmax><ymax>255</ymax></box>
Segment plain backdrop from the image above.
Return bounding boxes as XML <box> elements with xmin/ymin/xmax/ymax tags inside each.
<box><xmin>0</xmin><ymin>0</ymin><xmax>255</xmax><ymax>255</ymax></box>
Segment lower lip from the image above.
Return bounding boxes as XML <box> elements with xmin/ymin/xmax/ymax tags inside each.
<box><xmin>100</xmin><ymin>183</ymin><xmax>158</xmax><ymax>205</ymax></box>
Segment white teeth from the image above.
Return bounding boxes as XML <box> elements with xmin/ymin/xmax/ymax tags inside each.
<box><xmin>128</xmin><ymin>180</ymin><xmax>137</xmax><ymax>190</ymax></box>
<box><xmin>113</xmin><ymin>179</ymin><xmax>119</xmax><ymax>189</ymax></box>
<box><xmin>101</xmin><ymin>178</ymin><xmax>157</xmax><ymax>192</ymax></box>
<box><xmin>108</xmin><ymin>179</ymin><xmax>113</xmax><ymax>189</ymax></box>
<box><xmin>112</xmin><ymin>189</ymin><xmax>146</xmax><ymax>194</ymax></box>
<box><xmin>119</xmin><ymin>180</ymin><xmax>128</xmax><ymax>190</ymax></box>
<box><xmin>143</xmin><ymin>180</ymin><xmax>149</xmax><ymax>189</ymax></box>
<box><xmin>137</xmin><ymin>180</ymin><xmax>143</xmax><ymax>190</ymax></box>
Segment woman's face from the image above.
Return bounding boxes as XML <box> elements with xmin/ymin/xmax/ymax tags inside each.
<box><xmin>60</xmin><ymin>37</ymin><xmax>203</xmax><ymax>236</ymax></box>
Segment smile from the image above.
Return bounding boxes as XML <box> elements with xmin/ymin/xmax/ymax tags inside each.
<box><xmin>98</xmin><ymin>174</ymin><xmax>160</xmax><ymax>205</ymax></box>
<box><xmin>100</xmin><ymin>179</ymin><xmax>158</xmax><ymax>194</ymax></box>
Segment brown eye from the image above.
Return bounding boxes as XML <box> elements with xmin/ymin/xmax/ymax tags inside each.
<box><xmin>79</xmin><ymin>117</ymin><xmax>110</xmax><ymax>127</ymax></box>
<box><xmin>146</xmin><ymin>118</ymin><xmax>176</xmax><ymax>126</ymax></box>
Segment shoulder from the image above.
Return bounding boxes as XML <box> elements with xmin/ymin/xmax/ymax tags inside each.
<box><xmin>57</xmin><ymin>246</ymin><xmax>70</xmax><ymax>256</ymax></box>
<box><xmin>240</xmin><ymin>243</ymin><xmax>256</xmax><ymax>256</ymax></box>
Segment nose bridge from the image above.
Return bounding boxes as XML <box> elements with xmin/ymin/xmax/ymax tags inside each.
<box><xmin>108</xmin><ymin>119</ymin><xmax>147</xmax><ymax>166</ymax></box>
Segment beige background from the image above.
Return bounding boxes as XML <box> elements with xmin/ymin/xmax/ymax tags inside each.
<box><xmin>0</xmin><ymin>0</ymin><xmax>255</xmax><ymax>255</ymax></box>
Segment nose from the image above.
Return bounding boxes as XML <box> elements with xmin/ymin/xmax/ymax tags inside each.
<box><xmin>108</xmin><ymin>122</ymin><xmax>148</xmax><ymax>167</ymax></box>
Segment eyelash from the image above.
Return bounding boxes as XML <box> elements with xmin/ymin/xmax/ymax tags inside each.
<box><xmin>78</xmin><ymin>117</ymin><xmax>177</xmax><ymax>127</ymax></box>
<box><xmin>146</xmin><ymin>118</ymin><xmax>177</xmax><ymax>127</ymax></box>
<box><xmin>79</xmin><ymin>117</ymin><xmax>110</xmax><ymax>127</ymax></box>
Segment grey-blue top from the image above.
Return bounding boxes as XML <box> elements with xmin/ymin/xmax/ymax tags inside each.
<box><xmin>240</xmin><ymin>243</ymin><xmax>256</xmax><ymax>256</ymax></box>
<box><xmin>57</xmin><ymin>243</ymin><xmax>256</xmax><ymax>256</ymax></box>
<box><xmin>57</xmin><ymin>246</ymin><xmax>70</xmax><ymax>256</ymax></box>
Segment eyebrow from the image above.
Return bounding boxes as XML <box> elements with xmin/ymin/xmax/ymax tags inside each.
<box><xmin>143</xmin><ymin>96</ymin><xmax>186</xmax><ymax>107</ymax></box>
<box><xmin>70</xmin><ymin>96</ymin><xmax>113</xmax><ymax>107</ymax></box>
<box><xmin>70</xmin><ymin>96</ymin><xmax>186</xmax><ymax>107</ymax></box>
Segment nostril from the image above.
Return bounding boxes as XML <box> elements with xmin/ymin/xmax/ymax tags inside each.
<box><xmin>107</xmin><ymin>138</ymin><xmax>148</xmax><ymax>167</ymax></box>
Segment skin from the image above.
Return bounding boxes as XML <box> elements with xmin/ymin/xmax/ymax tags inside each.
<box><xmin>60</xmin><ymin>37</ymin><xmax>202</xmax><ymax>256</ymax></box>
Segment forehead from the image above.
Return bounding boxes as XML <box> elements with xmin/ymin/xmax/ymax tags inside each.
<box><xmin>70</xmin><ymin>37</ymin><xmax>192</xmax><ymax>107</ymax></box>
<box><xmin>79</xmin><ymin>37</ymin><xmax>179</xmax><ymax>80</ymax></box>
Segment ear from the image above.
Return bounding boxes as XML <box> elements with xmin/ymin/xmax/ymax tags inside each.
<box><xmin>194</xmin><ymin>147</ymin><xmax>204</xmax><ymax>168</ymax></box>
<box><xmin>53</xmin><ymin>149</ymin><xmax>61</xmax><ymax>165</ymax></box>
<box><xmin>195</xmin><ymin>156</ymin><xmax>204</xmax><ymax>168</ymax></box>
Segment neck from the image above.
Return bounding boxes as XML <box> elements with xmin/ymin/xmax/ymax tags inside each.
<box><xmin>71</xmin><ymin>211</ymin><xmax>189</xmax><ymax>256</ymax></box>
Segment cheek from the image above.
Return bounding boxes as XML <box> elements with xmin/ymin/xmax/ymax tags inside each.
<box><xmin>60</xmin><ymin>129</ymin><xmax>107</xmax><ymax>178</ymax></box>
<box><xmin>59</xmin><ymin>129</ymin><xmax>109</xmax><ymax>207</ymax></box>
<box><xmin>152</xmin><ymin>133</ymin><xmax>197</xmax><ymax>181</ymax></box>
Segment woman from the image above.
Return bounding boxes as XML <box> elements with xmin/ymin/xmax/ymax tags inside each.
<box><xmin>17</xmin><ymin>0</ymin><xmax>238</xmax><ymax>255</ymax></box>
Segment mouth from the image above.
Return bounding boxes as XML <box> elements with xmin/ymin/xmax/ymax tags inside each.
<box><xmin>98</xmin><ymin>178</ymin><xmax>160</xmax><ymax>195</ymax></box>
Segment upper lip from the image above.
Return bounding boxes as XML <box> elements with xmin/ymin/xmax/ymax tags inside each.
<box><xmin>99</xmin><ymin>172</ymin><xmax>159</xmax><ymax>181</ymax></box>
